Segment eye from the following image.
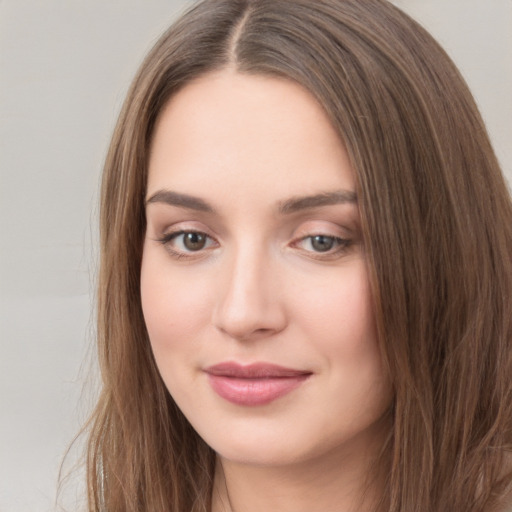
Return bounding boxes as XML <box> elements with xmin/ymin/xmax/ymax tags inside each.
<box><xmin>308</xmin><ymin>235</ymin><xmax>337</xmax><ymax>252</ymax></box>
<box><xmin>178</xmin><ymin>231</ymin><xmax>208</xmax><ymax>251</ymax></box>
<box><xmin>157</xmin><ymin>230</ymin><xmax>217</xmax><ymax>256</ymax></box>
<box><xmin>294</xmin><ymin>234</ymin><xmax>351</xmax><ymax>256</ymax></box>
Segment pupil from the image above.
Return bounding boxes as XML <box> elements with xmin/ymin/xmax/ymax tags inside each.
<box><xmin>184</xmin><ymin>232</ymin><xmax>206</xmax><ymax>251</ymax></box>
<box><xmin>311</xmin><ymin>235</ymin><xmax>334</xmax><ymax>252</ymax></box>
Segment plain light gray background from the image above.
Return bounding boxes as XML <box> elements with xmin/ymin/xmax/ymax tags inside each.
<box><xmin>1</xmin><ymin>1</ymin><xmax>510</xmax><ymax>511</ymax></box>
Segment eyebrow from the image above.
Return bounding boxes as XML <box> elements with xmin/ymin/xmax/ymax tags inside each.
<box><xmin>145</xmin><ymin>190</ymin><xmax>215</xmax><ymax>213</ymax></box>
<box><xmin>145</xmin><ymin>188</ymin><xmax>357</xmax><ymax>214</ymax></box>
<box><xmin>278</xmin><ymin>190</ymin><xmax>357</xmax><ymax>214</ymax></box>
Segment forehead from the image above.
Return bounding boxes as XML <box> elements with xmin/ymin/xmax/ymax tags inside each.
<box><xmin>147</xmin><ymin>70</ymin><xmax>355</xmax><ymax>202</ymax></box>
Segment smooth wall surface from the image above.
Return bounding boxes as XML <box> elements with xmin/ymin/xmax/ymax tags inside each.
<box><xmin>0</xmin><ymin>1</ymin><xmax>510</xmax><ymax>511</ymax></box>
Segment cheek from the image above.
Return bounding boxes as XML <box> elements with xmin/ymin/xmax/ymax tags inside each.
<box><xmin>140</xmin><ymin>248</ymin><xmax>212</xmax><ymax>357</ymax></box>
<box><xmin>292</xmin><ymin>261</ymin><xmax>388</xmax><ymax>400</ymax></box>
<box><xmin>140</xmin><ymin>248</ymin><xmax>218</xmax><ymax>414</ymax></box>
<box><xmin>292</xmin><ymin>260</ymin><xmax>377</xmax><ymax>352</ymax></box>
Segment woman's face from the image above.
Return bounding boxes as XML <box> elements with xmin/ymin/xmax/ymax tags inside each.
<box><xmin>141</xmin><ymin>71</ymin><xmax>392</xmax><ymax>467</ymax></box>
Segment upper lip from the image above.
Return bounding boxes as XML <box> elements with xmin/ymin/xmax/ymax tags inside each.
<box><xmin>204</xmin><ymin>362</ymin><xmax>311</xmax><ymax>378</ymax></box>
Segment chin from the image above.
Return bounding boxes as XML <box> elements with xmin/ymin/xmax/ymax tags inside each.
<box><xmin>193</xmin><ymin>410</ymin><xmax>391</xmax><ymax>470</ymax></box>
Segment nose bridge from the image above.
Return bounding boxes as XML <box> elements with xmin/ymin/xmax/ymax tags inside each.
<box><xmin>213</xmin><ymin>239</ymin><xmax>285</xmax><ymax>340</ymax></box>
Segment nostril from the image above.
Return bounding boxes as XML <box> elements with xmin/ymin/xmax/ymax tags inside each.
<box><xmin>213</xmin><ymin>304</ymin><xmax>287</xmax><ymax>342</ymax></box>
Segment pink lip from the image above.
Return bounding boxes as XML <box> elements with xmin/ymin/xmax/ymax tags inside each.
<box><xmin>204</xmin><ymin>362</ymin><xmax>312</xmax><ymax>406</ymax></box>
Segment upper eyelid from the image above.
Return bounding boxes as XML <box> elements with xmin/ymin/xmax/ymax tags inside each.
<box><xmin>291</xmin><ymin>222</ymin><xmax>351</xmax><ymax>238</ymax></box>
<box><xmin>157</xmin><ymin>228</ymin><xmax>217</xmax><ymax>243</ymax></box>
<box><xmin>151</xmin><ymin>217</ymin><xmax>353</xmax><ymax>241</ymax></box>
<box><xmin>155</xmin><ymin>224</ymin><xmax>348</xmax><ymax>239</ymax></box>
<box><xmin>155</xmin><ymin>222</ymin><xmax>216</xmax><ymax>237</ymax></box>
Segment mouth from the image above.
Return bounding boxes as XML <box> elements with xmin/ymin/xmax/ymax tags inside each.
<box><xmin>204</xmin><ymin>362</ymin><xmax>312</xmax><ymax>406</ymax></box>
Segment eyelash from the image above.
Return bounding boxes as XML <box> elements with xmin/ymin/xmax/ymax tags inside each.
<box><xmin>155</xmin><ymin>230</ymin><xmax>352</xmax><ymax>260</ymax></box>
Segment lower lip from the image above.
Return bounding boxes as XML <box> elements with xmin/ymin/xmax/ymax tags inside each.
<box><xmin>206</xmin><ymin>374</ymin><xmax>310</xmax><ymax>406</ymax></box>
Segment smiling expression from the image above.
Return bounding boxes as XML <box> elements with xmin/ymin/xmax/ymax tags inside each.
<box><xmin>141</xmin><ymin>70</ymin><xmax>392</xmax><ymax>467</ymax></box>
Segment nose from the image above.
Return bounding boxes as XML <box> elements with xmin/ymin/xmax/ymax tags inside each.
<box><xmin>212</xmin><ymin>244</ymin><xmax>287</xmax><ymax>342</ymax></box>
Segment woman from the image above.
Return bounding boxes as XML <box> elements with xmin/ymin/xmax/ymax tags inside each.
<box><xmin>86</xmin><ymin>0</ymin><xmax>512</xmax><ymax>511</ymax></box>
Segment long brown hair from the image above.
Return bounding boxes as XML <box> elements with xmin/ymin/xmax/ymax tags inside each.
<box><xmin>87</xmin><ymin>1</ymin><xmax>512</xmax><ymax>510</ymax></box>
